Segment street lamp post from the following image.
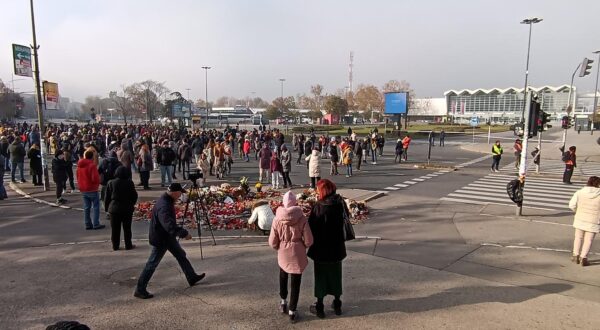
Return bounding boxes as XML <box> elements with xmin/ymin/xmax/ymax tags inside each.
<box><xmin>202</xmin><ymin>66</ymin><xmax>211</xmax><ymax>129</ymax></box>
<box><xmin>519</xmin><ymin>17</ymin><xmax>543</xmax><ymax>124</ymax></box>
<box><xmin>186</xmin><ymin>88</ymin><xmax>191</xmax><ymax>102</ymax></box>
<box><xmin>591</xmin><ymin>50</ymin><xmax>600</xmax><ymax>134</ymax></box>
<box><xmin>279</xmin><ymin>78</ymin><xmax>285</xmax><ymax>100</ymax></box>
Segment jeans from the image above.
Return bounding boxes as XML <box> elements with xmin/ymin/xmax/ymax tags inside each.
<box><xmin>491</xmin><ymin>155</ymin><xmax>501</xmax><ymax>171</ymax></box>
<box><xmin>282</xmin><ymin>171</ymin><xmax>292</xmax><ymax>187</ymax></box>
<box><xmin>3</xmin><ymin>155</ymin><xmax>9</xmax><ymax>171</ymax></box>
<box><xmin>160</xmin><ymin>165</ymin><xmax>172</xmax><ymax>186</ymax></box>
<box><xmin>136</xmin><ymin>240</ymin><xmax>198</xmax><ymax>292</ymax></box>
<box><xmin>110</xmin><ymin>212</ymin><xmax>133</xmax><ymax>250</ymax></box>
<box><xmin>82</xmin><ymin>191</ymin><xmax>100</xmax><ymax>228</ymax></box>
<box><xmin>11</xmin><ymin>161</ymin><xmax>24</xmax><ymax>181</ymax></box>
<box><xmin>280</xmin><ymin>268</ymin><xmax>302</xmax><ymax>312</ymax></box>
<box><xmin>371</xmin><ymin>150</ymin><xmax>377</xmax><ymax>163</ymax></box>
<box><xmin>563</xmin><ymin>165</ymin><xmax>574</xmax><ymax>183</ymax></box>
<box><xmin>346</xmin><ymin>164</ymin><xmax>353</xmax><ymax>176</ymax></box>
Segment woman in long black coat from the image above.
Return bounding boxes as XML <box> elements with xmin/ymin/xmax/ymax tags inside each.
<box><xmin>27</xmin><ymin>144</ymin><xmax>43</xmax><ymax>186</ymax></box>
<box><xmin>104</xmin><ymin>166</ymin><xmax>138</xmax><ymax>250</ymax></box>
<box><xmin>307</xmin><ymin>178</ymin><xmax>347</xmax><ymax>318</ymax></box>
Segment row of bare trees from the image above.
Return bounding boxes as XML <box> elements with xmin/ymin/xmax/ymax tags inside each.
<box><xmin>81</xmin><ymin>79</ymin><xmax>415</xmax><ymax>123</ymax></box>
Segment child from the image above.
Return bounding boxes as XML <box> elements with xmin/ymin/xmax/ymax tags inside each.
<box><xmin>270</xmin><ymin>152</ymin><xmax>283</xmax><ymax>189</ymax></box>
<box><xmin>269</xmin><ymin>191</ymin><xmax>313</xmax><ymax>323</ymax></box>
<box><xmin>196</xmin><ymin>153</ymin><xmax>210</xmax><ymax>187</ymax></box>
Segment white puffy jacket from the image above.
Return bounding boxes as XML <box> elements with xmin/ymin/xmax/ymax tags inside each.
<box><xmin>569</xmin><ymin>186</ymin><xmax>600</xmax><ymax>233</ymax></box>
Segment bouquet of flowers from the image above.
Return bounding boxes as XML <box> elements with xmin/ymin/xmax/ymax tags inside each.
<box><xmin>255</xmin><ymin>182</ymin><xmax>263</xmax><ymax>192</ymax></box>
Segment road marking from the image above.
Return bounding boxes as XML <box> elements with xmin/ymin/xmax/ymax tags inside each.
<box><xmin>394</xmin><ymin>184</ymin><xmax>409</xmax><ymax>187</ymax></box>
<box><xmin>384</xmin><ymin>186</ymin><xmax>400</xmax><ymax>190</ymax></box>
<box><xmin>412</xmin><ymin>178</ymin><xmax>425</xmax><ymax>182</ymax></box>
<box><xmin>404</xmin><ymin>181</ymin><xmax>418</xmax><ymax>185</ymax></box>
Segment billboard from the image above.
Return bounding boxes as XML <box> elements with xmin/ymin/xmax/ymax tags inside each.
<box><xmin>172</xmin><ymin>103</ymin><xmax>191</xmax><ymax>118</ymax></box>
<box><xmin>43</xmin><ymin>81</ymin><xmax>59</xmax><ymax>110</ymax></box>
<box><xmin>384</xmin><ymin>92</ymin><xmax>408</xmax><ymax>114</ymax></box>
<box><xmin>12</xmin><ymin>44</ymin><xmax>32</xmax><ymax>77</ymax></box>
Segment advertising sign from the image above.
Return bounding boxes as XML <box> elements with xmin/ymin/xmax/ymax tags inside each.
<box><xmin>172</xmin><ymin>103</ymin><xmax>191</xmax><ymax>118</ymax></box>
<box><xmin>384</xmin><ymin>92</ymin><xmax>408</xmax><ymax>114</ymax></box>
<box><xmin>12</xmin><ymin>44</ymin><xmax>32</xmax><ymax>77</ymax></box>
<box><xmin>43</xmin><ymin>81</ymin><xmax>59</xmax><ymax>110</ymax></box>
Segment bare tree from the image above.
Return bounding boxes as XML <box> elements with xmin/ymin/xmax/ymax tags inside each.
<box><xmin>109</xmin><ymin>87</ymin><xmax>137</xmax><ymax>125</ymax></box>
<box><xmin>310</xmin><ymin>84</ymin><xmax>324</xmax><ymax>111</ymax></box>
<box><xmin>126</xmin><ymin>80</ymin><xmax>169</xmax><ymax>122</ymax></box>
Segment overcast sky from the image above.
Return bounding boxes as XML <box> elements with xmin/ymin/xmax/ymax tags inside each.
<box><xmin>2</xmin><ymin>0</ymin><xmax>600</xmax><ymax>103</ymax></box>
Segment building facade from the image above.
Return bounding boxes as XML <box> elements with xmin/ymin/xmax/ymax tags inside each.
<box><xmin>444</xmin><ymin>85</ymin><xmax>574</xmax><ymax>124</ymax></box>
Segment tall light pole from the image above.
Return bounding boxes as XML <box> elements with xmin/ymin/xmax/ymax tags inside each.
<box><xmin>29</xmin><ymin>0</ymin><xmax>49</xmax><ymax>190</ymax></box>
<box><xmin>519</xmin><ymin>17</ymin><xmax>543</xmax><ymax>124</ymax></box>
<box><xmin>591</xmin><ymin>50</ymin><xmax>600</xmax><ymax>134</ymax></box>
<box><xmin>186</xmin><ymin>88</ymin><xmax>191</xmax><ymax>101</ymax></box>
<box><xmin>201</xmin><ymin>66</ymin><xmax>211</xmax><ymax>128</ymax></box>
<box><xmin>279</xmin><ymin>78</ymin><xmax>286</xmax><ymax>100</ymax></box>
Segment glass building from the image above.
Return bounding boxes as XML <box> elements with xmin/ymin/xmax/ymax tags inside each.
<box><xmin>444</xmin><ymin>85</ymin><xmax>573</xmax><ymax>124</ymax></box>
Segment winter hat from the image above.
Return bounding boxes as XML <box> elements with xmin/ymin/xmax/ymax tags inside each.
<box><xmin>282</xmin><ymin>191</ymin><xmax>297</xmax><ymax>208</ymax></box>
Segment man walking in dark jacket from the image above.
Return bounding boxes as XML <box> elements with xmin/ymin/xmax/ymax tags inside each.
<box><xmin>134</xmin><ymin>183</ymin><xmax>205</xmax><ymax>299</ymax></box>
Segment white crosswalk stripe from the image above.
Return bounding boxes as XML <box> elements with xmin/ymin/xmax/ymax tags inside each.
<box><xmin>499</xmin><ymin>160</ymin><xmax>600</xmax><ymax>177</ymax></box>
<box><xmin>441</xmin><ymin>172</ymin><xmax>586</xmax><ymax>211</ymax></box>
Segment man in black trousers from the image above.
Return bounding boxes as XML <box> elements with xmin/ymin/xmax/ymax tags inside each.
<box><xmin>134</xmin><ymin>183</ymin><xmax>205</xmax><ymax>299</ymax></box>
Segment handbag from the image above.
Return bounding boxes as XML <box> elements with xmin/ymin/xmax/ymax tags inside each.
<box><xmin>342</xmin><ymin>203</ymin><xmax>355</xmax><ymax>241</ymax></box>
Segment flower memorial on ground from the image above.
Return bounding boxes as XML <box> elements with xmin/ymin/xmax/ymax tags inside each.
<box><xmin>133</xmin><ymin>177</ymin><xmax>369</xmax><ymax>231</ymax></box>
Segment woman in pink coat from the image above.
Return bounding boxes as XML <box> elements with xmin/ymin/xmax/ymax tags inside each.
<box><xmin>269</xmin><ymin>191</ymin><xmax>314</xmax><ymax>323</ymax></box>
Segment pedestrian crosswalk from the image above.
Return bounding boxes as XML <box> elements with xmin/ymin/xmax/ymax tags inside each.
<box><xmin>441</xmin><ymin>173</ymin><xmax>586</xmax><ymax>211</ymax></box>
<box><xmin>497</xmin><ymin>159</ymin><xmax>600</xmax><ymax>178</ymax></box>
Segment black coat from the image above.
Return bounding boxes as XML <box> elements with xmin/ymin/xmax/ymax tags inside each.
<box><xmin>307</xmin><ymin>194</ymin><xmax>347</xmax><ymax>262</ymax></box>
<box><xmin>149</xmin><ymin>193</ymin><xmax>189</xmax><ymax>247</ymax></box>
<box><xmin>104</xmin><ymin>166</ymin><xmax>138</xmax><ymax>215</ymax></box>
<box><xmin>27</xmin><ymin>148</ymin><xmax>43</xmax><ymax>173</ymax></box>
<box><xmin>51</xmin><ymin>156</ymin><xmax>69</xmax><ymax>182</ymax></box>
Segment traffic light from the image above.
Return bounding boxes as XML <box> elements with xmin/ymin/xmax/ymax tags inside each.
<box><xmin>579</xmin><ymin>57</ymin><xmax>594</xmax><ymax>77</ymax></box>
<box><xmin>527</xmin><ymin>98</ymin><xmax>541</xmax><ymax>137</ymax></box>
<box><xmin>561</xmin><ymin>115</ymin><xmax>574</xmax><ymax>129</ymax></box>
<box><xmin>539</xmin><ymin>111</ymin><xmax>551</xmax><ymax>131</ymax></box>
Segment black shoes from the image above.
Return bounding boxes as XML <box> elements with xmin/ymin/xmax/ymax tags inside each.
<box><xmin>310</xmin><ymin>302</ymin><xmax>325</xmax><ymax>318</ymax></box>
<box><xmin>188</xmin><ymin>273</ymin><xmax>206</xmax><ymax>286</ymax></box>
<box><xmin>279</xmin><ymin>302</ymin><xmax>288</xmax><ymax>314</ymax></box>
<box><xmin>289</xmin><ymin>311</ymin><xmax>297</xmax><ymax>324</ymax></box>
<box><xmin>125</xmin><ymin>244</ymin><xmax>136</xmax><ymax>250</ymax></box>
<box><xmin>93</xmin><ymin>225</ymin><xmax>106</xmax><ymax>230</ymax></box>
<box><xmin>581</xmin><ymin>258</ymin><xmax>590</xmax><ymax>267</ymax></box>
<box><xmin>134</xmin><ymin>290</ymin><xmax>154</xmax><ymax>299</ymax></box>
<box><xmin>332</xmin><ymin>299</ymin><xmax>342</xmax><ymax>315</ymax></box>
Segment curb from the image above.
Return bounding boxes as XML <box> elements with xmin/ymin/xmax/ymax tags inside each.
<box><xmin>8</xmin><ymin>182</ymin><xmax>84</xmax><ymax>211</ymax></box>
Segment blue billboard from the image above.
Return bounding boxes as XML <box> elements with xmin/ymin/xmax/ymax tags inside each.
<box><xmin>384</xmin><ymin>92</ymin><xmax>408</xmax><ymax>114</ymax></box>
<box><xmin>172</xmin><ymin>103</ymin><xmax>191</xmax><ymax>118</ymax></box>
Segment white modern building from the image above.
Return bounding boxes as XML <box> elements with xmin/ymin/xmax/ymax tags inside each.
<box><xmin>444</xmin><ymin>85</ymin><xmax>575</xmax><ymax>124</ymax></box>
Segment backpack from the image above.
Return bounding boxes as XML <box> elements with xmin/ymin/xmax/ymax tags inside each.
<box><xmin>347</xmin><ymin>149</ymin><xmax>354</xmax><ymax>160</ymax></box>
<box><xmin>506</xmin><ymin>179</ymin><xmax>523</xmax><ymax>204</ymax></box>
<box><xmin>561</xmin><ymin>152</ymin><xmax>569</xmax><ymax>162</ymax></box>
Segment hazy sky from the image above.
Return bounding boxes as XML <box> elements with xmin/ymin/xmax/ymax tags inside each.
<box><xmin>2</xmin><ymin>0</ymin><xmax>600</xmax><ymax>103</ymax></box>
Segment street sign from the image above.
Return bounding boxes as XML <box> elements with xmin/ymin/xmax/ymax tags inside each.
<box><xmin>470</xmin><ymin>117</ymin><xmax>479</xmax><ymax>127</ymax></box>
<box><xmin>12</xmin><ymin>44</ymin><xmax>32</xmax><ymax>77</ymax></box>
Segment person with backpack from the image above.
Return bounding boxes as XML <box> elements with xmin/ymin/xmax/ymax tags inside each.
<box><xmin>8</xmin><ymin>133</ymin><xmax>26</xmax><ymax>183</ymax></box>
<box><xmin>342</xmin><ymin>144</ymin><xmax>354</xmax><ymax>178</ymax></box>
<box><xmin>395</xmin><ymin>139</ymin><xmax>404</xmax><ymax>163</ymax></box>
<box><xmin>329</xmin><ymin>140</ymin><xmax>339</xmax><ymax>176</ymax></box>
<box><xmin>563</xmin><ymin>146</ymin><xmax>577</xmax><ymax>184</ymax></box>
<box><xmin>27</xmin><ymin>143</ymin><xmax>43</xmax><ymax>186</ymax></box>
<box><xmin>269</xmin><ymin>191</ymin><xmax>313</xmax><ymax>323</ymax></box>
<box><xmin>98</xmin><ymin>150</ymin><xmax>123</xmax><ymax>202</ymax></box>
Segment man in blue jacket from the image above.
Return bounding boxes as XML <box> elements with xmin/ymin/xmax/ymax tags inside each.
<box><xmin>134</xmin><ymin>183</ymin><xmax>205</xmax><ymax>299</ymax></box>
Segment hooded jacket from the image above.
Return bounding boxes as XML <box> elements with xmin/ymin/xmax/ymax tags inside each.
<box><xmin>248</xmin><ymin>203</ymin><xmax>274</xmax><ymax>231</ymax></box>
<box><xmin>104</xmin><ymin>166</ymin><xmax>138</xmax><ymax>215</ymax></box>
<box><xmin>307</xmin><ymin>193</ymin><xmax>347</xmax><ymax>262</ymax></box>
<box><xmin>149</xmin><ymin>193</ymin><xmax>189</xmax><ymax>247</ymax></box>
<box><xmin>8</xmin><ymin>139</ymin><xmax>25</xmax><ymax>162</ymax></box>
<box><xmin>569</xmin><ymin>186</ymin><xmax>600</xmax><ymax>233</ymax></box>
<box><xmin>76</xmin><ymin>158</ymin><xmax>100</xmax><ymax>193</ymax></box>
<box><xmin>269</xmin><ymin>192</ymin><xmax>313</xmax><ymax>274</ymax></box>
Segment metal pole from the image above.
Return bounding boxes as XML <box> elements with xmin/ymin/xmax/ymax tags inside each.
<box><xmin>517</xmin><ymin>91</ymin><xmax>532</xmax><ymax>216</ymax></box>
<box><xmin>591</xmin><ymin>51</ymin><xmax>600</xmax><ymax>135</ymax></box>
<box><xmin>562</xmin><ymin>64</ymin><xmax>581</xmax><ymax>150</ymax></box>
<box><xmin>520</xmin><ymin>23</ymin><xmax>533</xmax><ymax>124</ymax></box>
<box><xmin>29</xmin><ymin>0</ymin><xmax>49</xmax><ymax>191</ymax></box>
<box><xmin>536</xmin><ymin>130</ymin><xmax>541</xmax><ymax>173</ymax></box>
<box><xmin>201</xmin><ymin>66</ymin><xmax>210</xmax><ymax>129</ymax></box>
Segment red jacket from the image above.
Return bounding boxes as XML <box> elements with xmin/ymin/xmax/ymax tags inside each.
<box><xmin>77</xmin><ymin>158</ymin><xmax>100</xmax><ymax>192</ymax></box>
